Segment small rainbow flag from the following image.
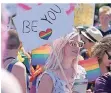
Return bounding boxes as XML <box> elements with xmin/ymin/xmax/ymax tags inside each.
<box><xmin>79</xmin><ymin>57</ymin><xmax>101</xmax><ymax>82</ymax></box>
<box><xmin>31</xmin><ymin>44</ymin><xmax>51</xmax><ymax>66</ymax></box>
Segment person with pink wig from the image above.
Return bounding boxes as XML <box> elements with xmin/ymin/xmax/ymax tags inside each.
<box><xmin>36</xmin><ymin>31</ymin><xmax>86</xmax><ymax>93</ymax></box>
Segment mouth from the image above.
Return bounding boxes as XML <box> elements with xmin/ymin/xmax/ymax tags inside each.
<box><xmin>72</xmin><ymin>50</ymin><xmax>78</xmax><ymax>54</ymax></box>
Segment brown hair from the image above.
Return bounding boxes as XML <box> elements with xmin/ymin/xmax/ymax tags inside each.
<box><xmin>6</xmin><ymin>29</ymin><xmax>20</xmax><ymax>49</ymax></box>
<box><xmin>91</xmin><ymin>35</ymin><xmax>111</xmax><ymax>64</ymax></box>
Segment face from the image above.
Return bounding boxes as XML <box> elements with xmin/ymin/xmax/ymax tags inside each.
<box><xmin>64</xmin><ymin>35</ymin><xmax>83</xmax><ymax>58</ymax></box>
<box><xmin>102</xmin><ymin>51</ymin><xmax>111</xmax><ymax>66</ymax></box>
<box><xmin>99</xmin><ymin>13</ymin><xmax>110</xmax><ymax>24</ymax></box>
<box><xmin>80</xmin><ymin>34</ymin><xmax>93</xmax><ymax>49</ymax></box>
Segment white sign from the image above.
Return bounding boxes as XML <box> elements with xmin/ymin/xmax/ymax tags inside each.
<box><xmin>13</xmin><ymin>4</ymin><xmax>74</xmax><ymax>51</ymax></box>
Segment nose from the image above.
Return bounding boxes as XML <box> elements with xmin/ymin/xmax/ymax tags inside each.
<box><xmin>73</xmin><ymin>46</ymin><xmax>80</xmax><ymax>52</ymax></box>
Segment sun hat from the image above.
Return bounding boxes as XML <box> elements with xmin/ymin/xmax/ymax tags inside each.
<box><xmin>80</xmin><ymin>26</ymin><xmax>103</xmax><ymax>42</ymax></box>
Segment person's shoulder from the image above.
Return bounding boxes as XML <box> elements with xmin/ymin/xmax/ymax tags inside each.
<box><xmin>1</xmin><ymin>69</ymin><xmax>23</xmax><ymax>93</ymax></box>
<box><xmin>14</xmin><ymin>62</ymin><xmax>26</xmax><ymax>68</ymax></box>
<box><xmin>12</xmin><ymin>62</ymin><xmax>26</xmax><ymax>72</ymax></box>
<box><xmin>41</xmin><ymin>73</ymin><xmax>53</xmax><ymax>82</ymax></box>
<box><xmin>100</xmin><ymin>72</ymin><xmax>111</xmax><ymax>79</ymax></box>
<box><xmin>95</xmin><ymin>72</ymin><xmax>111</xmax><ymax>92</ymax></box>
<box><xmin>96</xmin><ymin>72</ymin><xmax>111</xmax><ymax>84</ymax></box>
<box><xmin>37</xmin><ymin>70</ymin><xmax>54</xmax><ymax>88</ymax></box>
<box><xmin>37</xmin><ymin>69</ymin><xmax>56</xmax><ymax>85</ymax></box>
<box><xmin>41</xmin><ymin>70</ymin><xmax>55</xmax><ymax>80</ymax></box>
<box><xmin>36</xmin><ymin>70</ymin><xmax>54</xmax><ymax>93</ymax></box>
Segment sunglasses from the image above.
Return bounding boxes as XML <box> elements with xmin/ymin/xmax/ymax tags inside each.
<box><xmin>81</xmin><ymin>40</ymin><xmax>86</xmax><ymax>44</ymax></box>
<box><xmin>105</xmin><ymin>51</ymin><xmax>111</xmax><ymax>60</ymax></box>
<box><xmin>68</xmin><ymin>40</ymin><xmax>84</xmax><ymax>48</ymax></box>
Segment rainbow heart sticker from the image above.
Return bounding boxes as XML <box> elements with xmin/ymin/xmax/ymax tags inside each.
<box><xmin>39</xmin><ymin>28</ymin><xmax>52</xmax><ymax>40</ymax></box>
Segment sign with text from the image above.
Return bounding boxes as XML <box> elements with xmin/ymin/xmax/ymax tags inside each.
<box><xmin>13</xmin><ymin>4</ymin><xmax>75</xmax><ymax>51</ymax></box>
<box><xmin>74</xmin><ymin>4</ymin><xmax>95</xmax><ymax>27</ymax></box>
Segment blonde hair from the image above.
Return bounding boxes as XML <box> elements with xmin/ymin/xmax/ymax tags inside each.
<box><xmin>91</xmin><ymin>35</ymin><xmax>111</xmax><ymax>64</ymax></box>
<box><xmin>45</xmin><ymin>32</ymin><xmax>80</xmax><ymax>72</ymax></box>
<box><xmin>99</xmin><ymin>6</ymin><xmax>111</xmax><ymax>15</ymax></box>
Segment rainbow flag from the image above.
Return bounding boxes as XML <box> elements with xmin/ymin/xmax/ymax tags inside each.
<box><xmin>31</xmin><ymin>44</ymin><xmax>51</xmax><ymax>66</ymax></box>
<box><xmin>79</xmin><ymin>57</ymin><xmax>101</xmax><ymax>82</ymax></box>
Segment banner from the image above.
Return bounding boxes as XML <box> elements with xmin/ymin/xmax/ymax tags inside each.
<box><xmin>74</xmin><ymin>4</ymin><xmax>95</xmax><ymax>27</ymax></box>
<box><xmin>13</xmin><ymin>4</ymin><xmax>75</xmax><ymax>51</ymax></box>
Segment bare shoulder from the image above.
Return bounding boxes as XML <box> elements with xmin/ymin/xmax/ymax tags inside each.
<box><xmin>40</xmin><ymin>73</ymin><xmax>53</xmax><ymax>83</ymax></box>
<box><xmin>1</xmin><ymin>69</ymin><xmax>23</xmax><ymax>93</ymax></box>
<box><xmin>12</xmin><ymin>62</ymin><xmax>26</xmax><ymax>72</ymax></box>
<box><xmin>38</xmin><ymin>73</ymin><xmax>53</xmax><ymax>93</ymax></box>
<box><xmin>11</xmin><ymin>62</ymin><xmax>27</xmax><ymax>93</ymax></box>
<box><xmin>14</xmin><ymin>62</ymin><xmax>26</xmax><ymax>69</ymax></box>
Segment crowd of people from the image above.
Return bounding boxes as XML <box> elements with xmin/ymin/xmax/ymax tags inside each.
<box><xmin>1</xmin><ymin>4</ymin><xmax>111</xmax><ymax>93</ymax></box>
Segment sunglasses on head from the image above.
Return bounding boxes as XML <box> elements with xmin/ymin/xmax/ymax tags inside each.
<box><xmin>105</xmin><ymin>51</ymin><xmax>111</xmax><ymax>60</ymax></box>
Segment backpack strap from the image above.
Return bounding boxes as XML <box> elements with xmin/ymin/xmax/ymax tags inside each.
<box><xmin>7</xmin><ymin>59</ymin><xmax>18</xmax><ymax>72</ymax></box>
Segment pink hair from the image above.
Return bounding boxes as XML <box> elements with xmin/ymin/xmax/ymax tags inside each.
<box><xmin>45</xmin><ymin>32</ymin><xmax>80</xmax><ymax>74</ymax></box>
